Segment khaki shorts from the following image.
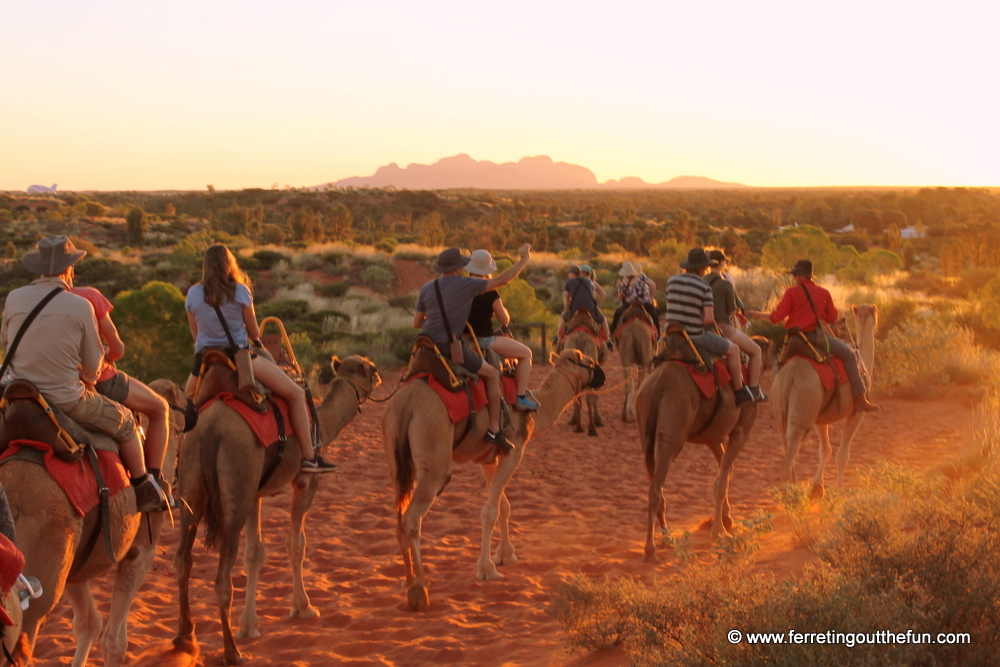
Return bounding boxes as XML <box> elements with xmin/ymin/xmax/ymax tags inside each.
<box><xmin>95</xmin><ymin>370</ymin><xmax>130</xmax><ymax>404</ymax></box>
<box><xmin>58</xmin><ymin>387</ymin><xmax>137</xmax><ymax>443</ymax></box>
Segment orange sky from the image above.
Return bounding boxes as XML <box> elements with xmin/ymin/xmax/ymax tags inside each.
<box><xmin>2</xmin><ymin>1</ymin><xmax>998</xmax><ymax>190</ymax></box>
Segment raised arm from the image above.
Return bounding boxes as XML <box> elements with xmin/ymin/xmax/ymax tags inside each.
<box><xmin>486</xmin><ymin>244</ymin><xmax>531</xmax><ymax>291</ymax></box>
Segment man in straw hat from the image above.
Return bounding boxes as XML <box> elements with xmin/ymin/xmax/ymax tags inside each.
<box><xmin>1</xmin><ymin>236</ymin><xmax>169</xmax><ymax>512</ymax></box>
<box><xmin>665</xmin><ymin>248</ymin><xmax>754</xmax><ymax>406</ymax></box>
<box><xmin>609</xmin><ymin>260</ymin><xmax>659</xmax><ymax>339</ymax></box>
<box><xmin>413</xmin><ymin>245</ymin><xmax>532</xmax><ymax>452</ymax></box>
<box><xmin>706</xmin><ymin>249</ymin><xmax>765</xmax><ymax>401</ymax></box>
<box><xmin>769</xmin><ymin>260</ymin><xmax>879</xmax><ymax>412</ymax></box>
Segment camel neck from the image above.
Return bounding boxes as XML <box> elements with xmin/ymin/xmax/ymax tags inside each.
<box><xmin>857</xmin><ymin>320</ymin><xmax>876</xmax><ymax>375</ymax></box>
<box><xmin>316</xmin><ymin>379</ymin><xmax>362</xmax><ymax>444</ymax></box>
<box><xmin>530</xmin><ymin>367</ymin><xmax>582</xmax><ymax>433</ymax></box>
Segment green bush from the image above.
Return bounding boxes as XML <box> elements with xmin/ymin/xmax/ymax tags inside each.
<box><xmin>317</xmin><ymin>282</ymin><xmax>350</xmax><ymax>298</ymax></box>
<box><xmin>362</xmin><ymin>264</ymin><xmax>394</xmax><ymax>292</ymax></box>
<box><xmin>256</xmin><ymin>299</ymin><xmax>309</xmax><ymax>321</ymax></box>
<box><xmin>252</xmin><ymin>249</ymin><xmax>287</xmax><ymax>270</ymax></box>
<box><xmin>75</xmin><ymin>258</ymin><xmax>145</xmax><ymax>298</ymax></box>
<box><xmin>113</xmin><ymin>281</ymin><xmax>191</xmax><ymax>385</ymax></box>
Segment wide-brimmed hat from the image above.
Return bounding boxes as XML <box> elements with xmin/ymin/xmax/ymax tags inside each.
<box><xmin>465</xmin><ymin>249</ymin><xmax>497</xmax><ymax>276</ymax></box>
<box><xmin>679</xmin><ymin>248</ymin><xmax>716</xmax><ymax>270</ymax></box>
<box><xmin>789</xmin><ymin>259</ymin><xmax>813</xmax><ymax>277</ymax></box>
<box><xmin>434</xmin><ymin>247</ymin><xmax>471</xmax><ymax>274</ymax></box>
<box><xmin>619</xmin><ymin>261</ymin><xmax>638</xmax><ymax>277</ymax></box>
<box><xmin>708</xmin><ymin>249</ymin><xmax>729</xmax><ymax>264</ymax></box>
<box><xmin>23</xmin><ymin>236</ymin><xmax>86</xmax><ymax>275</ymax></box>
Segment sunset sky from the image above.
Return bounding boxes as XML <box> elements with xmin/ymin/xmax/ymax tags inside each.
<box><xmin>2</xmin><ymin>1</ymin><xmax>998</xmax><ymax>190</ymax></box>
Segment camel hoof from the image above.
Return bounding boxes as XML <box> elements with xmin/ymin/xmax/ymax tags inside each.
<box><xmin>568</xmin><ymin>415</ymin><xmax>580</xmax><ymax>426</ymax></box>
<box><xmin>644</xmin><ymin>549</ymin><xmax>658</xmax><ymax>563</ymax></box>
<box><xmin>493</xmin><ymin>551</ymin><xmax>518</xmax><ymax>566</ymax></box>
<box><xmin>223</xmin><ymin>649</ymin><xmax>247</xmax><ymax>666</ymax></box>
<box><xmin>236</xmin><ymin>627</ymin><xmax>261</xmax><ymax>640</ymax></box>
<box><xmin>595</xmin><ymin>416</ymin><xmax>605</xmax><ymax>427</ymax></box>
<box><xmin>290</xmin><ymin>604</ymin><xmax>320</xmax><ymax>620</ymax></box>
<box><xmin>810</xmin><ymin>484</ymin><xmax>826</xmax><ymax>500</ymax></box>
<box><xmin>588</xmin><ymin>429</ymin><xmax>598</xmax><ymax>437</ymax></box>
<box><xmin>574</xmin><ymin>425</ymin><xmax>584</xmax><ymax>434</ymax></box>
<box><xmin>476</xmin><ymin>567</ymin><xmax>503</xmax><ymax>581</ymax></box>
<box><xmin>723</xmin><ymin>515</ymin><xmax>734</xmax><ymax>531</ymax></box>
<box><xmin>406</xmin><ymin>585</ymin><xmax>430</xmax><ymax>612</ymax></box>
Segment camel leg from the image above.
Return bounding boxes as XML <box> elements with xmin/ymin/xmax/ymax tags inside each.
<box><xmin>15</xmin><ymin>517</ymin><xmax>75</xmax><ymax>666</ymax></box>
<box><xmin>781</xmin><ymin>421</ymin><xmax>811</xmax><ymax>483</ymax></box>
<box><xmin>570</xmin><ymin>396</ymin><xmax>583</xmax><ymax>431</ymax></box>
<box><xmin>477</xmin><ymin>452</ymin><xmax>523</xmax><ymax>580</ymax></box>
<box><xmin>237</xmin><ymin>499</ymin><xmax>265</xmax><ymax>640</ymax></box>
<box><xmin>174</xmin><ymin>486</ymin><xmax>204</xmax><ymax>646</ymax></box>
<box><xmin>287</xmin><ymin>473</ymin><xmax>321</xmax><ymax>619</ymax></box>
<box><xmin>835</xmin><ymin>413</ymin><xmax>866</xmax><ymax>488</ymax></box>
<box><xmin>65</xmin><ymin>582</ymin><xmax>102</xmax><ymax>667</ymax></box>
<box><xmin>217</xmin><ymin>521</ymin><xmax>247</xmax><ymax>665</ymax></box>
<box><xmin>395</xmin><ymin>510</ymin><xmax>415</xmax><ymax>588</ymax></box>
<box><xmin>621</xmin><ymin>366</ymin><xmax>633</xmax><ymax>422</ymax></box>
<box><xmin>400</xmin><ymin>473</ymin><xmax>447</xmax><ymax>611</ymax></box>
<box><xmin>706</xmin><ymin>442</ymin><xmax>733</xmax><ymax>536</ymax></box>
<box><xmin>480</xmin><ymin>462</ymin><xmax>517</xmax><ymax>566</ymax></box>
<box><xmin>591</xmin><ymin>391</ymin><xmax>604</xmax><ymax>429</ymax></box>
<box><xmin>104</xmin><ymin>515</ymin><xmax>160</xmax><ymax>667</ymax></box>
<box><xmin>811</xmin><ymin>424</ymin><xmax>833</xmax><ymax>499</ymax></box>
<box><xmin>645</xmin><ymin>431</ymin><xmax>684</xmax><ymax>562</ymax></box>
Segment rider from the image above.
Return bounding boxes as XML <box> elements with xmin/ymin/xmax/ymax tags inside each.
<box><xmin>413</xmin><ymin>245</ymin><xmax>532</xmax><ymax>452</ymax></box>
<box><xmin>609</xmin><ymin>261</ymin><xmax>659</xmax><ymax>339</ymax></box>
<box><xmin>664</xmin><ymin>248</ymin><xmax>753</xmax><ymax>406</ymax></box>
<box><xmin>0</xmin><ymin>237</ymin><xmax>168</xmax><ymax>512</ymax></box>
<box><xmin>769</xmin><ymin>260</ymin><xmax>880</xmax><ymax>413</ymax></box>
<box><xmin>557</xmin><ymin>265</ymin><xmax>612</xmax><ymax>348</ymax></box>
<box><xmin>464</xmin><ymin>249</ymin><xmax>539</xmax><ymax>412</ymax></box>
<box><xmin>183</xmin><ymin>244</ymin><xmax>337</xmax><ymax>473</ymax></box>
<box><xmin>72</xmin><ymin>284</ymin><xmax>175</xmax><ymax>500</ymax></box>
<box><xmin>705</xmin><ymin>250</ymin><xmax>766</xmax><ymax>402</ymax></box>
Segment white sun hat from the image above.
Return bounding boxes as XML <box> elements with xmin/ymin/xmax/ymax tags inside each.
<box><xmin>465</xmin><ymin>249</ymin><xmax>498</xmax><ymax>276</ymax></box>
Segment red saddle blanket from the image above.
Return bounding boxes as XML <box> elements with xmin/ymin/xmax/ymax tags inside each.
<box><xmin>200</xmin><ymin>392</ymin><xmax>291</xmax><ymax>447</ymax></box>
<box><xmin>615</xmin><ymin>314</ymin><xmax>658</xmax><ymax>342</ymax></box>
<box><xmin>669</xmin><ymin>359</ymin><xmax>750</xmax><ymax>399</ymax></box>
<box><xmin>792</xmin><ymin>355</ymin><xmax>848</xmax><ymax>390</ymax></box>
<box><xmin>564</xmin><ymin>326</ymin><xmax>604</xmax><ymax>349</ymax></box>
<box><xmin>0</xmin><ymin>534</ymin><xmax>23</xmax><ymax>626</ymax></box>
<box><xmin>410</xmin><ymin>374</ymin><xmax>518</xmax><ymax>423</ymax></box>
<box><xmin>0</xmin><ymin>440</ymin><xmax>129</xmax><ymax>517</ymax></box>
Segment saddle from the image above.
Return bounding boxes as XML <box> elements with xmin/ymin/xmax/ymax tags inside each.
<box><xmin>654</xmin><ymin>324</ymin><xmax>713</xmax><ymax>370</ymax></box>
<box><xmin>194</xmin><ymin>347</ymin><xmax>271</xmax><ymax>413</ymax></box>
<box><xmin>403</xmin><ymin>335</ymin><xmax>476</xmax><ymax>393</ymax></box>
<box><xmin>780</xmin><ymin>327</ymin><xmax>829</xmax><ymax>365</ymax></box>
<box><xmin>566</xmin><ymin>308</ymin><xmax>602</xmax><ymax>338</ymax></box>
<box><xmin>0</xmin><ymin>380</ymin><xmax>116</xmax><ymax>463</ymax></box>
<box><xmin>618</xmin><ymin>302</ymin><xmax>658</xmax><ymax>340</ymax></box>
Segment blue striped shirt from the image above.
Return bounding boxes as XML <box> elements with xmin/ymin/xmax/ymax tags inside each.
<box><xmin>665</xmin><ymin>273</ymin><xmax>713</xmax><ymax>334</ymax></box>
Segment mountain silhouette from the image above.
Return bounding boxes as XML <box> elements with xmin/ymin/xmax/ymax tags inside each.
<box><xmin>316</xmin><ymin>154</ymin><xmax>748</xmax><ymax>190</ymax></box>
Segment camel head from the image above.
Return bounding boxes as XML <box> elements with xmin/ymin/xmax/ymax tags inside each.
<box><xmin>751</xmin><ymin>335</ymin><xmax>775</xmax><ymax>372</ymax></box>
<box><xmin>548</xmin><ymin>348</ymin><xmax>606</xmax><ymax>389</ymax></box>
<box><xmin>852</xmin><ymin>303</ymin><xmax>879</xmax><ymax>332</ymax></box>
<box><xmin>331</xmin><ymin>355</ymin><xmax>381</xmax><ymax>392</ymax></box>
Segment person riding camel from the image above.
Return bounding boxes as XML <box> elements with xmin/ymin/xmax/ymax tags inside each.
<box><xmin>183</xmin><ymin>244</ymin><xmax>337</xmax><ymax>473</ymax></box>
<box><xmin>464</xmin><ymin>249</ymin><xmax>540</xmax><ymax>412</ymax></box>
<box><xmin>72</xmin><ymin>283</ymin><xmax>175</xmax><ymax>503</ymax></box>
<box><xmin>769</xmin><ymin>259</ymin><xmax>880</xmax><ymax>413</ymax></box>
<box><xmin>664</xmin><ymin>248</ymin><xmax>754</xmax><ymax>406</ymax></box>
<box><xmin>0</xmin><ymin>236</ymin><xmax>168</xmax><ymax>512</ymax></box>
<box><xmin>413</xmin><ymin>244</ymin><xmax>532</xmax><ymax>452</ymax></box>
<box><xmin>704</xmin><ymin>249</ymin><xmax>766</xmax><ymax>402</ymax></box>
<box><xmin>609</xmin><ymin>261</ymin><xmax>659</xmax><ymax>339</ymax></box>
<box><xmin>557</xmin><ymin>264</ymin><xmax>612</xmax><ymax>348</ymax></box>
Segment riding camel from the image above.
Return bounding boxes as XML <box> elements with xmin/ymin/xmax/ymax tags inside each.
<box><xmin>174</xmin><ymin>355</ymin><xmax>379</xmax><ymax>666</ymax></box>
<box><xmin>617</xmin><ymin>303</ymin><xmax>656</xmax><ymax>422</ymax></box>
<box><xmin>635</xmin><ymin>330</ymin><xmax>762</xmax><ymax>560</ymax></box>
<box><xmin>773</xmin><ymin>304</ymin><xmax>878</xmax><ymax>497</ymax></box>
<box><xmin>563</xmin><ymin>313</ymin><xmax>607</xmax><ymax>436</ymax></box>
<box><xmin>382</xmin><ymin>348</ymin><xmax>605</xmax><ymax>612</ymax></box>
<box><xmin>0</xmin><ymin>378</ymin><xmax>185</xmax><ymax>667</ymax></box>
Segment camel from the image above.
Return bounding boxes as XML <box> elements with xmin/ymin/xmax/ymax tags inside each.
<box><xmin>635</xmin><ymin>334</ymin><xmax>761</xmax><ymax>560</ymax></box>
<box><xmin>0</xmin><ymin>378</ymin><xmax>184</xmax><ymax>667</ymax></box>
<box><xmin>2</xmin><ymin>582</ymin><xmax>22</xmax><ymax>666</ymax></box>
<box><xmin>382</xmin><ymin>348</ymin><xmax>605</xmax><ymax>611</ymax></box>
<box><xmin>773</xmin><ymin>304</ymin><xmax>878</xmax><ymax>497</ymax></box>
<box><xmin>174</xmin><ymin>355</ymin><xmax>380</xmax><ymax>666</ymax></box>
<box><xmin>563</xmin><ymin>317</ymin><xmax>607</xmax><ymax>436</ymax></box>
<box><xmin>617</xmin><ymin>304</ymin><xmax>656</xmax><ymax>422</ymax></box>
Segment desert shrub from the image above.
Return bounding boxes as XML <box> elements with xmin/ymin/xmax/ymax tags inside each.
<box><xmin>361</xmin><ymin>264</ymin><xmax>394</xmax><ymax>292</ymax></box>
<box><xmin>252</xmin><ymin>249</ymin><xmax>287</xmax><ymax>270</ymax></box>
<box><xmin>75</xmin><ymin>258</ymin><xmax>144</xmax><ymax>297</ymax></box>
<box><xmin>113</xmin><ymin>281</ymin><xmax>191</xmax><ymax>385</ymax></box>
<box><xmin>875</xmin><ymin>317</ymin><xmax>970</xmax><ymax>397</ymax></box>
<box><xmin>499</xmin><ymin>278</ymin><xmax>558</xmax><ymax>329</ymax></box>
<box><xmin>375</xmin><ymin>237</ymin><xmax>398</xmax><ymax>254</ymax></box>
<box><xmin>732</xmin><ymin>267</ymin><xmax>790</xmax><ymax>314</ymax></box>
<box><xmin>170</xmin><ymin>229</ymin><xmax>252</xmax><ymax>267</ymax></box>
<box><xmin>256</xmin><ymin>299</ymin><xmax>309</xmax><ymax>322</ymax></box>
<box><xmin>305</xmin><ymin>309</ymin><xmax>351</xmax><ymax>327</ymax></box>
<box><xmin>316</xmin><ymin>282</ymin><xmax>350</xmax><ymax>298</ymax></box>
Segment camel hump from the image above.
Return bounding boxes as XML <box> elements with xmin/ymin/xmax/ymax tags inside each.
<box><xmin>404</xmin><ymin>335</ymin><xmax>468</xmax><ymax>392</ymax></box>
<box><xmin>567</xmin><ymin>309</ymin><xmax>599</xmax><ymax>335</ymax></box>
<box><xmin>195</xmin><ymin>347</ymin><xmax>271</xmax><ymax>412</ymax></box>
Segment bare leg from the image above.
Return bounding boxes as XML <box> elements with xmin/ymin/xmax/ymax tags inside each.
<box><xmin>488</xmin><ymin>338</ymin><xmax>532</xmax><ymax>396</ymax></box>
<box><xmin>123</xmin><ymin>378</ymin><xmax>170</xmax><ymax>470</ymax></box>
<box><xmin>724</xmin><ymin>342</ymin><xmax>744</xmax><ymax>391</ymax></box>
<box><xmin>288</xmin><ymin>473</ymin><xmax>321</xmax><ymax>619</ymax></box>
<box><xmin>728</xmin><ymin>329</ymin><xmax>762</xmax><ymax>386</ymax></box>
<box><xmin>118</xmin><ymin>434</ymin><xmax>147</xmax><ymax>479</ymax></box>
<box><xmin>237</xmin><ymin>499</ymin><xmax>265</xmax><ymax>639</ymax></box>
<box><xmin>65</xmin><ymin>582</ymin><xmax>102</xmax><ymax>667</ymax></box>
<box><xmin>476</xmin><ymin>363</ymin><xmax>502</xmax><ymax>432</ymax></box>
<box><xmin>252</xmin><ymin>357</ymin><xmax>313</xmax><ymax>458</ymax></box>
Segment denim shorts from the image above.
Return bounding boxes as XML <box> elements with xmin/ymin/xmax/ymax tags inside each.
<box><xmin>687</xmin><ymin>330</ymin><xmax>731</xmax><ymax>356</ymax></box>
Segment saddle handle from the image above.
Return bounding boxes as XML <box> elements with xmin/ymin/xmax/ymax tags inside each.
<box><xmin>259</xmin><ymin>317</ymin><xmax>304</xmax><ymax>379</ymax></box>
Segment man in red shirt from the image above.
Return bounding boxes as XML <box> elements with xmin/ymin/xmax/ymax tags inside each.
<box><xmin>770</xmin><ymin>260</ymin><xmax>879</xmax><ymax>413</ymax></box>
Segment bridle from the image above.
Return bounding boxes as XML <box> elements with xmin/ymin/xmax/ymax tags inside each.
<box><xmin>552</xmin><ymin>355</ymin><xmax>598</xmax><ymax>393</ymax></box>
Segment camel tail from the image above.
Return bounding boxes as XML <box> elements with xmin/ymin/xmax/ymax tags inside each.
<box><xmin>393</xmin><ymin>429</ymin><xmax>415</xmax><ymax>513</ymax></box>
<box><xmin>199</xmin><ymin>426</ymin><xmax>225</xmax><ymax>550</ymax></box>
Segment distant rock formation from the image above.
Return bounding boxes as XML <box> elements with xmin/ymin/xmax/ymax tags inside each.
<box><xmin>27</xmin><ymin>184</ymin><xmax>58</xmax><ymax>195</ymax></box>
<box><xmin>315</xmin><ymin>155</ymin><xmax>748</xmax><ymax>190</ymax></box>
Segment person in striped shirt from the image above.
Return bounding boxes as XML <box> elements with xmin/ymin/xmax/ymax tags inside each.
<box><xmin>665</xmin><ymin>248</ymin><xmax>754</xmax><ymax>406</ymax></box>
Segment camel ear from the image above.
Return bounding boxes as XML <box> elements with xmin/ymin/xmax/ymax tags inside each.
<box><xmin>852</xmin><ymin>304</ymin><xmax>858</xmax><ymax>314</ymax></box>
<box><xmin>331</xmin><ymin>356</ymin><xmax>341</xmax><ymax>374</ymax></box>
<box><xmin>548</xmin><ymin>351</ymin><xmax>559</xmax><ymax>365</ymax></box>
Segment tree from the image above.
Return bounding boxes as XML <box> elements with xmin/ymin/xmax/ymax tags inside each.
<box><xmin>323</xmin><ymin>203</ymin><xmax>353</xmax><ymax>241</ymax></box>
<box><xmin>761</xmin><ymin>225</ymin><xmax>854</xmax><ymax>277</ymax></box>
<box><xmin>126</xmin><ymin>206</ymin><xmax>147</xmax><ymax>247</ymax></box>
<box><xmin>289</xmin><ymin>208</ymin><xmax>322</xmax><ymax>242</ymax></box>
<box><xmin>113</xmin><ymin>282</ymin><xmax>191</xmax><ymax>385</ymax></box>
<box><xmin>415</xmin><ymin>212</ymin><xmax>444</xmax><ymax>246</ymax></box>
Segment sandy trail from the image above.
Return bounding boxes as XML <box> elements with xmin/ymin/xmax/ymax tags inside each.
<box><xmin>32</xmin><ymin>359</ymin><xmax>977</xmax><ymax>666</ymax></box>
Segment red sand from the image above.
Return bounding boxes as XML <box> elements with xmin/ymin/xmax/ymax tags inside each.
<box><xmin>33</xmin><ymin>362</ymin><xmax>977</xmax><ymax>666</ymax></box>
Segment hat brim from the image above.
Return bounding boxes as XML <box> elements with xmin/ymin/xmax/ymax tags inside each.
<box><xmin>433</xmin><ymin>256</ymin><xmax>471</xmax><ymax>274</ymax></box>
<box><xmin>619</xmin><ymin>268</ymin><xmax>638</xmax><ymax>276</ymax></box>
<box><xmin>680</xmin><ymin>259</ymin><xmax>716</xmax><ymax>270</ymax></box>
<box><xmin>465</xmin><ymin>261</ymin><xmax>496</xmax><ymax>276</ymax></box>
<box><xmin>22</xmin><ymin>249</ymin><xmax>86</xmax><ymax>275</ymax></box>
<box><xmin>789</xmin><ymin>268</ymin><xmax>812</xmax><ymax>276</ymax></box>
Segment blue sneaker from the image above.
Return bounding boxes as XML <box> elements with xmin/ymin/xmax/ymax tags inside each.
<box><xmin>514</xmin><ymin>394</ymin><xmax>540</xmax><ymax>412</ymax></box>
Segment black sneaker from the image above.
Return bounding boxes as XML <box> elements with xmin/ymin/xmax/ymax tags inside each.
<box><xmin>301</xmin><ymin>455</ymin><xmax>339</xmax><ymax>474</ymax></box>
<box><xmin>134</xmin><ymin>475</ymin><xmax>169</xmax><ymax>513</ymax></box>
<box><xmin>484</xmin><ymin>429</ymin><xmax>514</xmax><ymax>453</ymax></box>
<box><xmin>734</xmin><ymin>386</ymin><xmax>754</xmax><ymax>407</ymax></box>
<box><xmin>749</xmin><ymin>385</ymin><xmax>768</xmax><ymax>403</ymax></box>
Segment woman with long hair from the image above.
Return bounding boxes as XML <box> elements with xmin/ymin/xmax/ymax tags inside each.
<box><xmin>183</xmin><ymin>245</ymin><xmax>335</xmax><ymax>473</ymax></box>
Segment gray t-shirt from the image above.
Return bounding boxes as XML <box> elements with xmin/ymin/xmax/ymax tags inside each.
<box><xmin>564</xmin><ymin>277</ymin><xmax>597</xmax><ymax>315</ymax></box>
<box><xmin>415</xmin><ymin>276</ymin><xmax>490</xmax><ymax>346</ymax></box>
<box><xmin>185</xmin><ymin>283</ymin><xmax>253</xmax><ymax>351</ymax></box>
